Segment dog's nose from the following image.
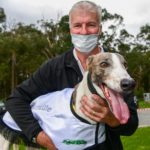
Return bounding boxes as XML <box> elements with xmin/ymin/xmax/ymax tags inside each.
<box><xmin>120</xmin><ymin>79</ymin><xmax>136</xmax><ymax>91</ymax></box>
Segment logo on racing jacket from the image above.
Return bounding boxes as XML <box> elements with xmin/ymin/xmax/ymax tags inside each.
<box><xmin>62</xmin><ymin>139</ymin><xmax>87</xmax><ymax>145</ymax></box>
<box><xmin>36</xmin><ymin>105</ymin><xmax>52</xmax><ymax>112</ymax></box>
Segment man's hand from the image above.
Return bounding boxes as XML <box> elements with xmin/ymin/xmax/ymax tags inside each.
<box><xmin>80</xmin><ymin>94</ymin><xmax>120</xmax><ymax>127</ymax></box>
<box><xmin>36</xmin><ymin>131</ymin><xmax>57</xmax><ymax>150</ymax></box>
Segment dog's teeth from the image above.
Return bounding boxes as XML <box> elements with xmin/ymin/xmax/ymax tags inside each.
<box><xmin>104</xmin><ymin>86</ymin><xmax>110</xmax><ymax>98</ymax></box>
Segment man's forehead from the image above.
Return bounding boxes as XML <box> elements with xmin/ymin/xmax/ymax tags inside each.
<box><xmin>70</xmin><ymin>10</ymin><xmax>98</xmax><ymax>22</ymax></box>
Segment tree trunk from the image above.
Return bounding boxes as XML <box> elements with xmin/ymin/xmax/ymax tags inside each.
<box><xmin>11</xmin><ymin>51</ymin><xmax>16</xmax><ymax>93</ymax></box>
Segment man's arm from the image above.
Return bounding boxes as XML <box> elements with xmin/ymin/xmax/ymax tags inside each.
<box><xmin>5</xmin><ymin>60</ymin><xmax>56</xmax><ymax>141</ymax></box>
<box><xmin>36</xmin><ymin>131</ymin><xmax>57</xmax><ymax>150</ymax></box>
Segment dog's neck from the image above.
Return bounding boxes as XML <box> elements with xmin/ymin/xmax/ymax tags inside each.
<box><xmin>72</xmin><ymin>72</ymin><xmax>105</xmax><ymax>124</ymax></box>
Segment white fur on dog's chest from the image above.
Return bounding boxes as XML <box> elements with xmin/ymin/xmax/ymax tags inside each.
<box><xmin>3</xmin><ymin>88</ymin><xmax>106</xmax><ymax>150</ymax></box>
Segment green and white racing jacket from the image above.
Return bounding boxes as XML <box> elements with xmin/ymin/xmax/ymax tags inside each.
<box><xmin>3</xmin><ymin>88</ymin><xmax>106</xmax><ymax>150</ymax></box>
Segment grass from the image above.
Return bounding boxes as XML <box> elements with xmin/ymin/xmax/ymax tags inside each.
<box><xmin>12</xmin><ymin>127</ymin><xmax>150</xmax><ymax>150</ymax></box>
<box><xmin>121</xmin><ymin>127</ymin><xmax>150</xmax><ymax>150</ymax></box>
<box><xmin>10</xmin><ymin>145</ymin><xmax>45</xmax><ymax>150</ymax></box>
<box><xmin>138</xmin><ymin>100</ymin><xmax>150</xmax><ymax>108</ymax></box>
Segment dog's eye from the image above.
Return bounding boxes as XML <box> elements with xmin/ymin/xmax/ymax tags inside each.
<box><xmin>100</xmin><ymin>62</ymin><xmax>109</xmax><ymax>68</ymax></box>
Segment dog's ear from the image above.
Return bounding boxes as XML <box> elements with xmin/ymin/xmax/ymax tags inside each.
<box><xmin>86</xmin><ymin>56</ymin><xmax>94</xmax><ymax>71</ymax></box>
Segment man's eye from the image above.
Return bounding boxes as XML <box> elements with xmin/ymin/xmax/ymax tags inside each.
<box><xmin>88</xmin><ymin>22</ymin><xmax>98</xmax><ymax>27</ymax></box>
<box><xmin>100</xmin><ymin>62</ymin><xmax>109</xmax><ymax>68</ymax></box>
<box><xmin>73</xmin><ymin>24</ymin><xmax>81</xmax><ymax>28</ymax></box>
<box><xmin>89</xmin><ymin>24</ymin><xmax>96</xmax><ymax>27</ymax></box>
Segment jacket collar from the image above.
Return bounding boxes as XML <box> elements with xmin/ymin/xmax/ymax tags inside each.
<box><xmin>64</xmin><ymin>48</ymin><xmax>83</xmax><ymax>78</ymax></box>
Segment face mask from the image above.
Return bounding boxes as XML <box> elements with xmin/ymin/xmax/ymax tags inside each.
<box><xmin>71</xmin><ymin>34</ymin><xmax>99</xmax><ymax>53</ymax></box>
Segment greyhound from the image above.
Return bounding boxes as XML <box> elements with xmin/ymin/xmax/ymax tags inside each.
<box><xmin>0</xmin><ymin>52</ymin><xmax>135</xmax><ymax>150</ymax></box>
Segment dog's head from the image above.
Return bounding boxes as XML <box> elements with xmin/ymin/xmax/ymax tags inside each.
<box><xmin>87</xmin><ymin>52</ymin><xmax>135</xmax><ymax>94</ymax></box>
<box><xmin>87</xmin><ymin>52</ymin><xmax>136</xmax><ymax>124</ymax></box>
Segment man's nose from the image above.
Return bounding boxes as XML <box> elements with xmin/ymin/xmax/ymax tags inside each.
<box><xmin>80</xmin><ymin>26</ymin><xmax>89</xmax><ymax>35</ymax></box>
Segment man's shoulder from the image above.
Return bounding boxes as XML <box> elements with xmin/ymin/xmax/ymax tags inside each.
<box><xmin>49</xmin><ymin>49</ymin><xmax>73</xmax><ymax>62</ymax></box>
<box><xmin>36</xmin><ymin>49</ymin><xmax>75</xmax><ymax>74</ymax></box>
<box><xmin>45</xmin><ymin>48</ymin><xmax>75</xmax><ymax>67</ymax></box>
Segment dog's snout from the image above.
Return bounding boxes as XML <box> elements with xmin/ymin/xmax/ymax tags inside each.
<box><xmin>120</xmin><ymin>79</ymin><xmax>136</xmax><ymax>91</ymax></box>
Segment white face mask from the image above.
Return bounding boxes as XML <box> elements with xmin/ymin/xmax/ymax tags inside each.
<box><xmin>71</xmin><ymin>34</ymin><xmax>99</xmax><ymax>53</ymax></box>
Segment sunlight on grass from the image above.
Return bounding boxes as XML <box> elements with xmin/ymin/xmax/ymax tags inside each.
<box><xmin>121</xmin><ymin>127</ymin><xmax>150</xmax><ymax>150</ymax></box>
<box><xmin>138</xmin><ymin>100</ymin><xmax>150</xmax><ymax>108</ymax></box>
<box><xmin>11</xmin><ymin>127</ymin><xmax>150</xmax><ymax>150</ymax></box>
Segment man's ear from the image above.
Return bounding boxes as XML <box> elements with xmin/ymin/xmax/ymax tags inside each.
<box><xmin>98</xmin><ymin>24</ymin><xmax>102</xmax><ymax>35</ymax></box>
<box><xmin>86</xmin><ymin>56</ymin><xmax>94</xmax><ymax>72</ymax></box>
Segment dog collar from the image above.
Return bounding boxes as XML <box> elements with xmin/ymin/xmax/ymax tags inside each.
<box><xmin>87</xmin><ymin>73</ymin><xmax>108</xmax><ymax>103</ymax></box>
<box><xmin>87</xmin><ymin>73</ymin><xmax>112</xmax><ymax>110</ymax></box>
<box><xmin>70</xmin><ymin>95</ymin><xmax>91</xmax><ymax>124</ymax></box>
<box><xmin>87</xmin><ymin>73</ymin><xmax>101</xmax><ymax>96</ymax></box>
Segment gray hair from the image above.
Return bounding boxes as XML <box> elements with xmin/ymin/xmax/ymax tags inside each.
<box><xmin>69</xmin><ymin>1</ymin><xmax>102</xmax><ymax>26</ymax></box>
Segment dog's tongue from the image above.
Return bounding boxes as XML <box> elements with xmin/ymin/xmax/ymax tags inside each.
<box><xmin>101</xmin><ymin>85</ymin><xmax>130</xmax><ymax>124</ymax></box>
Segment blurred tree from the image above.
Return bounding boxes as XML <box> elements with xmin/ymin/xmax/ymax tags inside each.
<box><xmin>0</xmin><ymin>7</ymin><xmax>6</xmax><ymax>23</ymax></box>
<box><xmin>100</xmin><ymin>8</ymin><xmax>124</xmax><ymax>51</ymax></box>
<box><xmin>0</xmin><ymin>23</ymin><xmax>48</xmax><ymax>97</ymax></box>
<box><xmin>0</xmin><ymin>8</ymin><xmax>149</xmax><ymax>99</ymax></box>
<box><xmin>0</xmin><ymin>7</ymin><xmax>6</xmax><ymax>32</ymax></box>
<box><xmin>136</xmin><ymin>24</ymin><xmax>150</xmax><ymax>51</ymax></box>
<box><xmin>38</xmin><ymin>15</ymin><xmax>71</xmax><ymax>58</ymax></box>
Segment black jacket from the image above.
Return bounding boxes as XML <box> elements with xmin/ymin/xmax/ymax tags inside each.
<box><xmin>5</xmin><ymin>49</ymin><xmax>138</xmax><ymax>150</ymax></box>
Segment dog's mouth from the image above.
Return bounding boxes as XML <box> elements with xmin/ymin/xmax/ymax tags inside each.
<box><xmin>100</xmin><ymin>84</ymin><xmax>130</xmax><ymax>124</ymax></box>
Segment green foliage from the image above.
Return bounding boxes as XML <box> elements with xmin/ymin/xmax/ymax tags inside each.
<box><xmin>135</xmin><ymin>87</ymin><xmax>145</xmax><ymax>99</ymax></box>
<box><xmin>102</xmin><ymin>8</ymin><xmax>123</xmax><ymax>23</ymax></box>
<box><xmin>138</xmin><ymin>100</ymin><xmax>150</xmax><ymax>108</ymax></box>
<box><xmin>0</xmin><ymin>7</ymin><xmax>6</xmax><ymax>23</ymax></box>
<box><xmin>137</xmin><ymin>24</ymin><xmax>150</xmax><ymax>47</ymax></box>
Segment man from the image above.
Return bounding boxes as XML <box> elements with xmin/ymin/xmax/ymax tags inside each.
<box><xmin>5</xmin><ymin>1</ymin><xmax>138</xmax><ymax>150</ymax></box>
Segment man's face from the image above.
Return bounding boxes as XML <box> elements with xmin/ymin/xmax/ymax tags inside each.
<box><xmin>70</xmin><ymin>10</ymin><xmax>101</xmax><ymax>35</ymax></box>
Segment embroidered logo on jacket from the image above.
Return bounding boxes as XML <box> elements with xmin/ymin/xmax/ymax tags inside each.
<box><xmin>62</xmin><ymin>139</ymin><xmax>87</xmax><ymax>145</ymax></box>
<box><xmin>36</xmin><ymin>105</ymin><xmax>52</xmax><ymax>112</ymax></box>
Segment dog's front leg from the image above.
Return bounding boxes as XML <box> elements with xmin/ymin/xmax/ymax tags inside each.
<box><xmin>0</xmin><ymin>134</ymin><xmax>11</xmax><ymax>150</ymax></box>
<box><xmin>25</xmin><ymin>146</ymin><xmax>41</xmax><ymax>150</ymax></box>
